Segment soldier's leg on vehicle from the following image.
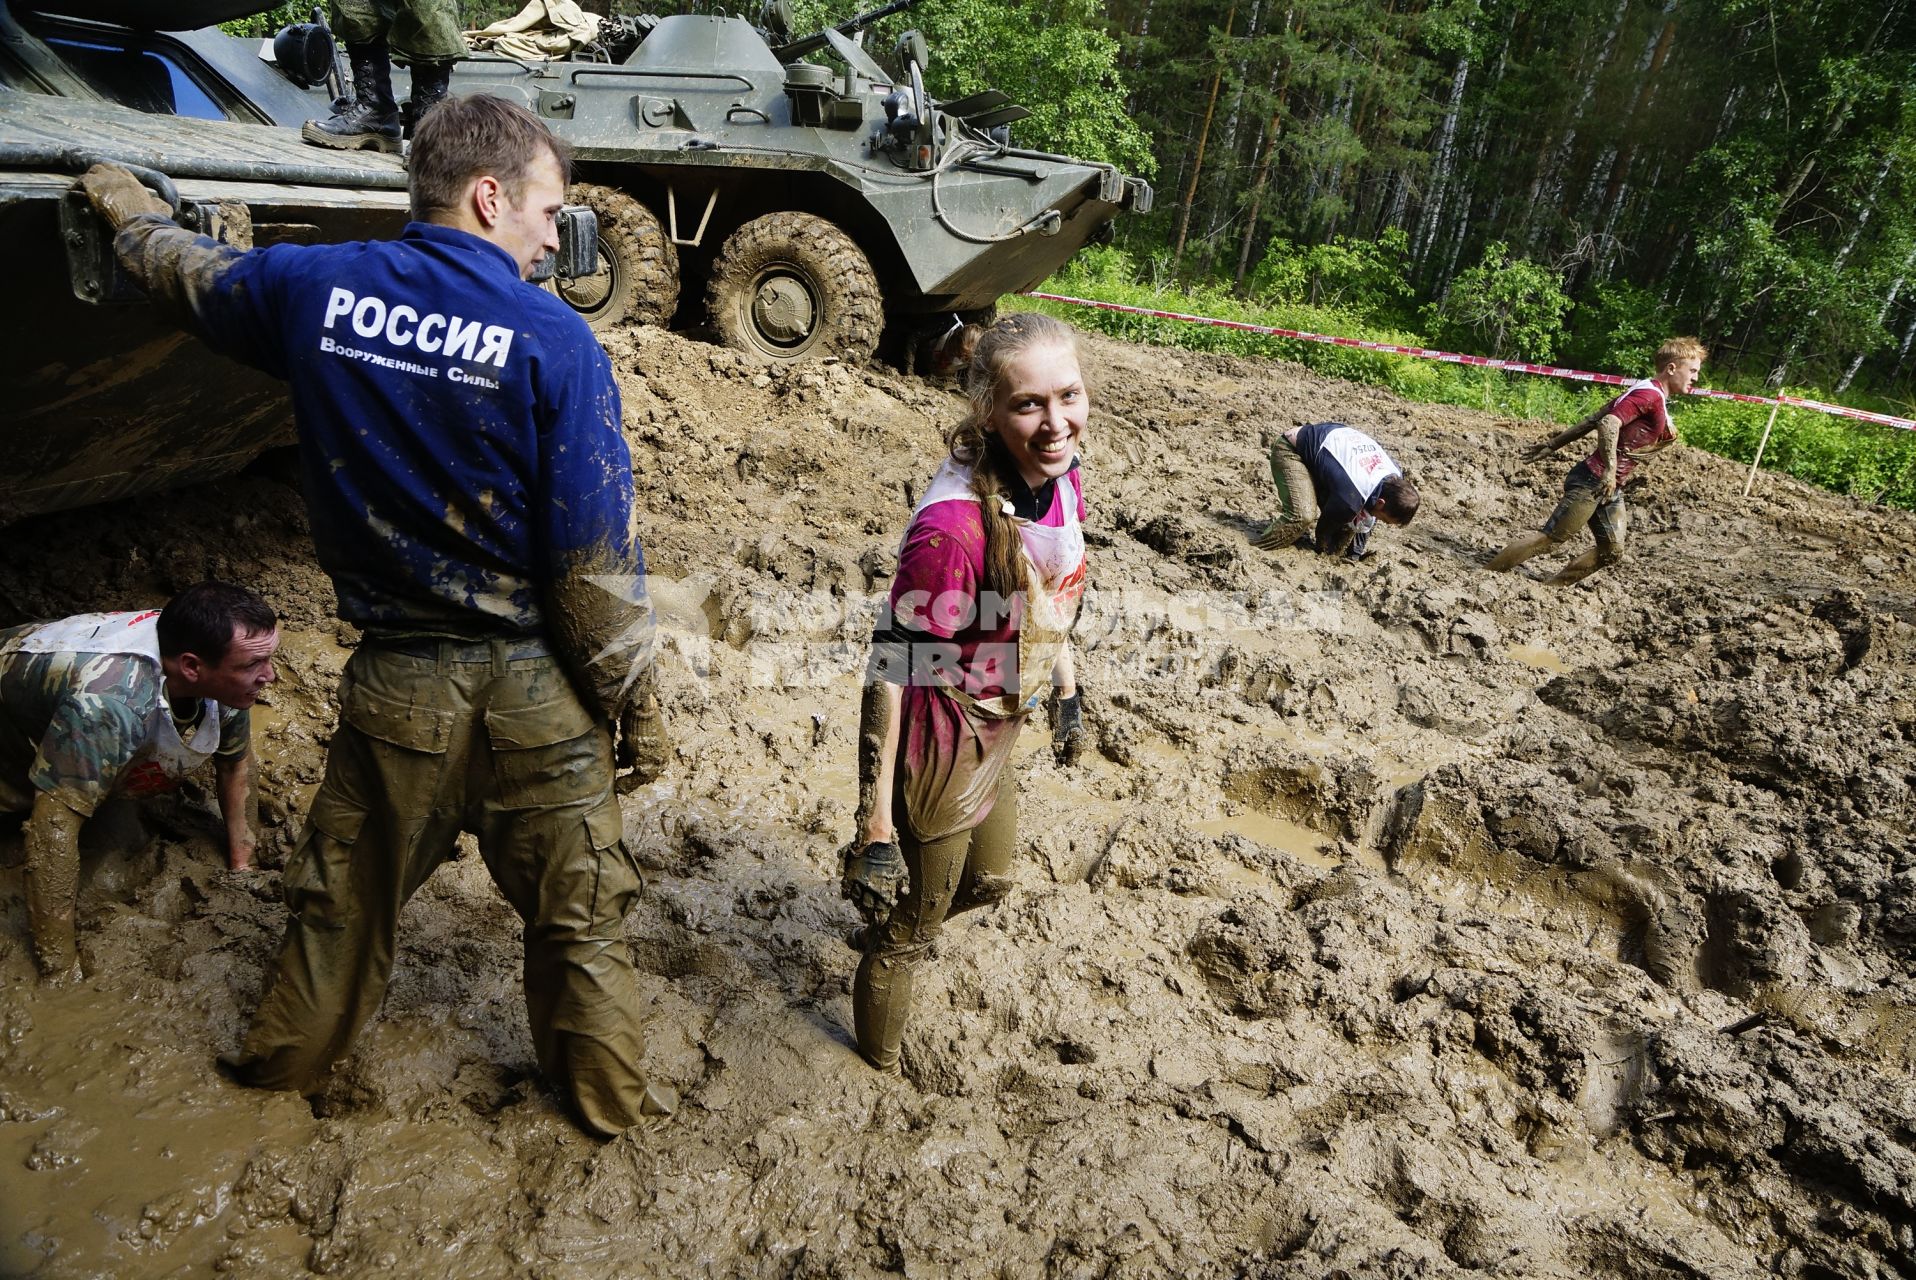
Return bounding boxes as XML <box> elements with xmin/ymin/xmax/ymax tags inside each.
<box><xmin>948</xmin><ymin>767</ymin><xmax>1018</xmax><ymax>916</ymax></box>
<box><xmin>304</xmin><ymin>0</ymin><xmax>403</xmax><ymax>151</ymax></box>
<box><xmin>853</xmin><ymin>806</ymin><xmax>970</xmax><ymax>1073</ymax></box>
<box><xmin>475</xmin><ymin>658</ymin><xmax>671</xmax><ymax>1137</ymax></box>
<box><xmin>327</xmin><ymin>0</ymin><xmax>389</xmax><ymax>46</ymax></box>
<box><xmin>1255</xmin><ymin>438</ymin><xmax>1319</xmax><ymax>550</ymax></box>
<box><xmin>386</xmin><ymin>0</ymin><xmax>468</xmax><ymax>64</ymax></box>
<box><xmin>231</xmin><ymin>649</ymin><xmax>467</xmax><ymax>1092</ymax></box>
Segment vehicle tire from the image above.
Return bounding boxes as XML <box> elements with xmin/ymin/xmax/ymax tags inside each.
<box><xmin>707</xmin><ymin>212</ymin><xmax>883</xmax><ymax>363</ymax></box>
<box><xmin>556</xmin><ymin>183</ymin><xmax>678</xmax><ymax>331</ymax></box>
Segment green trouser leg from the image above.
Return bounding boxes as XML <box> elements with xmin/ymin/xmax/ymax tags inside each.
<box><xmin>330</xmin><ymin>0</ymin><xmax>467</xmax><ymax>63</ymax></box>
<box><xmin>854</xmin><ymin>766</ymin><xmax>1019</xmax><ymax>1073</ymax></box>
<box><xmin>232</xmin><ymin>645</ymin><xmax>666</xmax><ymax>1137</ymax></box>
<box><xmin>1258</xmin><ymin>437</ymin><xmax>1319</xmax><ymax>548</ymax></box>
<box><xmin>231</xmin><ymin>689</ymin><xmax>455</xmax><ymax>1092</ymax></box>
<box><xmin>474</xmin><ymin>732</ymin><xmax>669</xmax><ymax>1137</ymax></box>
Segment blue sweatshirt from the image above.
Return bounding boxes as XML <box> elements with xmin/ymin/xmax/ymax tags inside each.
<box><xmin>140</xmin><ymin>219</ymin><xmax>640</xmax><ymax>638</ymax></box>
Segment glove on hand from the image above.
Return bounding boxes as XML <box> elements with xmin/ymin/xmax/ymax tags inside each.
<box><xmin>841</xmin><ymin>840</ymin><xmax>907</xmax><ymax>920</ymax></box>
<box><xmin>615</xmin><ymin>688</ymin><xmax>671</xmax><ymax>792</ymax></box>
<box><xmin>1051</xmin><ymin>690</ymin><xmax>1086</xmax><ymax>765</ymax></box>
<box><xmin>77</xmin><ymin>163</ymin><xmax>169</xmax><ymax>228</ymax></box>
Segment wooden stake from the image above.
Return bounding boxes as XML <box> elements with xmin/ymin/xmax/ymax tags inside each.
<box><xmin>1742</xmin><ymin>400</ymin><xmax>1783</xmax><ymax>497</ymax></box>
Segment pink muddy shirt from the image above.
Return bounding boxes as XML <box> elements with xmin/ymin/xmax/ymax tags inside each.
<box><xmin>889</xmin><ymin>462</ymin><xmax>1085</xmax><ymax>703</ymax></box>
<box><xmin>1581</xmin><ymin>381</ymin><xmax>1673</xmax><ymax>483</ymax></box>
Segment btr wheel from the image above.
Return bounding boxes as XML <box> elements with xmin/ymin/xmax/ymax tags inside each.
<box><xmin>556</xmin><ymin>183</ymin><xmax>678</xmax><ymax>331</ymax></box>
<box><xmin>707</xmin><ymin>211</ymin><xmax>882</xmax><ymax>363</ymax></box>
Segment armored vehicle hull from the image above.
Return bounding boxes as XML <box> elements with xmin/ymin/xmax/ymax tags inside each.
<box><xmin>0</xmin><ymin>2</ymin><xmax>412</xmax><ymax>521</ymax></box>
<box><xmin>439</xmin><ymin>12</ymin><xmax>1150</xmax><ymax>361</ymax></box>
<box><xmin>0</xmin><ymin>0</ymin><xmax>1148</xmax><ymax>521</ymax></box>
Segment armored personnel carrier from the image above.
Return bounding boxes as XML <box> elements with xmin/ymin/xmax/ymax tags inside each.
<box><xmin>441</xmin><ymin>0</ymin><xmax>1153</xmax><ymax>362</ymax></box>
<box><xmin>0</xmin><ymin>0</ymin><xmax>1148</xmax><ymax>520</ymax></box>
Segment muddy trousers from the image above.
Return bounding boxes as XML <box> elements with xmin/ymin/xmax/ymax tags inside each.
<box><xmin>230</xmin><ymin>640</ymin><xmax>666</xmax><ymax>1137</ymax></box>
<box><xmin>854</xmin><ymin>768</ymin><xmax>1018</xmax><ymax>1072</ymax></box>
<box><xmin>1263</xmin><ymin>437</ymin><xmax>1324</xmax><ymax>548</ymax></box>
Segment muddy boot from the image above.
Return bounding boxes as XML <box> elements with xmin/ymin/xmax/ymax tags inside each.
<box><xmin>302</xmin><ymin>40</ymin><xmax>401</xmax><ymax>153</ymax></box>
<box><xmin>404</xmin><ymin>60</ymin><xmax>453</xmax><ymax>136</ymax></box>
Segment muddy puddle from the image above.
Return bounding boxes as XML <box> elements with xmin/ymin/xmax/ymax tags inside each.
<box><xmin>4</xmin><ymin>323</ymin><xmax>1916</xmax><ymax>1277</ymax></box>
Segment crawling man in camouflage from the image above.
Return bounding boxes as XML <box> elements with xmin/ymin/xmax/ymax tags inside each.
<box><xmin>1</xmin><ymin>583</ymin><xmax>279</xmax><ymax>983</ymax></box>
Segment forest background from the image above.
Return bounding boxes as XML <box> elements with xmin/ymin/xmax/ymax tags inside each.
<box><xmin>231</xmin><ymin>0</ymin><xmax>1916</xmax><ymax>504</ymax></box>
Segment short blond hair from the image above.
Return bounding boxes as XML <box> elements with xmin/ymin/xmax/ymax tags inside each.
<box><xmin>1655</xmin><ymin>336</ymin><xmax>1707</xmax><ymax>370</ymax></box>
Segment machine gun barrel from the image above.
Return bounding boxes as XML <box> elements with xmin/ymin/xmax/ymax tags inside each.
<box><xmin>770</xmin><ymin>0</ymin><xmax>923</xmax><ymax>63</ymax></box>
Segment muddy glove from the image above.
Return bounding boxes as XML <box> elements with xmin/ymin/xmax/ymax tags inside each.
<box><xmin>76</xmin><ymin>163</ymin><xmax>169</xmax><ymax>229</ymax></box>
<box><xmin>1050</xmin><ymin>690</ymin><xmax>1086</xmax><ymax>765</ymax></box>
<box><xmin>615</xmin><ymin>686</ymin><xmax>671</xmax><ymax>792</ymax></box>
<box><xmin>841</xmin><ymin>840</ymin><xmax>907</xmax><ymax>921</ymax></box>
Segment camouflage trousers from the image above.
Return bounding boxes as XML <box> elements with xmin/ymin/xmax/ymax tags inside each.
<box><xmin>229</xmin><ymin>638</ymin><xmax>668</xmax><ymax>1137</ymax></box>
<box><xmin>331</xmin><ymin>0</ymin><xmax>466</xmax><ymax>63</ymax></box>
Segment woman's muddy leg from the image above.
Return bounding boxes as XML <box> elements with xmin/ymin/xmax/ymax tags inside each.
<box><xmin>950</xmin><ymin>768</ymin><xmax>1018</xmax><ymax>917</ymax></box>
<box><xmin>854</xmin><ymin>823</ymin><xmax>968</xmax><ymax>1072</ymax></box>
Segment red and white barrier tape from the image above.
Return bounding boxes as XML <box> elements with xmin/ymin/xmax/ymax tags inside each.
<box><xmin>1022</xmin><ymin>291</ymin><xmax>1916</xmax><ymax>433</ymax></box>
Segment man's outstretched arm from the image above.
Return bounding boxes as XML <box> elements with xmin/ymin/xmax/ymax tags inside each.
<box><xmin>215</xmin><ymin>748</ymin><xmax>258</xmax><ymax>871</ymax></box>
<box><xmin>78</xmin><ymin>165</ymin><xmax>284</xmax><ymax>374</ymax></box>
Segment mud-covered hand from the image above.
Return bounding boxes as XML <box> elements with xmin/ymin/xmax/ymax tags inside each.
<box><xmin>1050</xmin><ymin>689</ymin><xmax>1086</xmax><ymax>765</ymax></box>
<box><xmin>615</xmin><ymin>687</ymin><xmax>671</xmax><ymax>792</ymax></box>
<box><xmin>841</xmin><ymin>840</ymin><xmax>907</xmax><ymax>920</ymax></box>
<box><xmin>76</xmin><ymin>163</ymin><xmax>169</xmax><ymax>229</ymax></box>
<box><xmin>1523</xmin><ymin>440</ymin><xmax>1561</xmax><ymax>463</ymax></box>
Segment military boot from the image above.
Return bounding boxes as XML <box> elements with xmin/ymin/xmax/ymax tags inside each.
<box><xmin>301</xmin><ymin>40</ymin><xmax>401</xmax><ymax>153</ymax></box>
<box><xmin>404</xmin><ymin>60</ymin><xmax>453</xmax><ymax>136</ymax></box>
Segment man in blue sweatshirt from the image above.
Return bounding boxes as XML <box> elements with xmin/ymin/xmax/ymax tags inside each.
<box><xmin>1254</xmin><ymin>422</ymin><xmax>1422</xmax><ymax>558</ymax></box>
<box><xmin>75</xmin><ymin>95</ymin><xmax>674</xmax><ymax>1137</ymax></box>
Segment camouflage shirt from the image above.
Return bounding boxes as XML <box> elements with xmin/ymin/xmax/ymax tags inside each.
<box><xmin>0</xmin><ymin>626</ymin><xmax>249</xmax><ymax>817</ymax></box>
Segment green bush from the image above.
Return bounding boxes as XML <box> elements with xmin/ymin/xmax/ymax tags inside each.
<box><xmin>1561</xmin><ymin>281</ymin><xmax>1665</xmax><ymax>375</ymax></box>
<box><xmin>1427</xmin><ymin>242</ymin><xmax>1571</xmax><ymax>362</ymax></box>
<box><xmin>1249</xmin><ymin>228</ymin><xmax>1416</xmax><ymax>319</ymax></box>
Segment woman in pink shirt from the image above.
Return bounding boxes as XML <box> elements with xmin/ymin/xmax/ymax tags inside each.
<box><xmin>840</xmin><ymin>313</ymin><xmax>1090</xmax><ymax>1073</ymax></box>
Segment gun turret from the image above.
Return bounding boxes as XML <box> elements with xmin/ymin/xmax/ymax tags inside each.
<box><xmin>770</xmin><ymin>0</ymin><xmax>923</xmax><ymax>64</ymax></box>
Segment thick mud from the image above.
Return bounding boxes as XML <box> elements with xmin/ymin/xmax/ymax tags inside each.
<box><xmin>5</xmin><ymin>324</ymin><xmax>1916</xmax><ymax>1278</ymax></box>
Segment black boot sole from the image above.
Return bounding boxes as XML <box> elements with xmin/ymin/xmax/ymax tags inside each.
<box><xmin>301</xmin><ymin>121</ymin><xmax>401</xmax><ymax>153</ymax></box>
